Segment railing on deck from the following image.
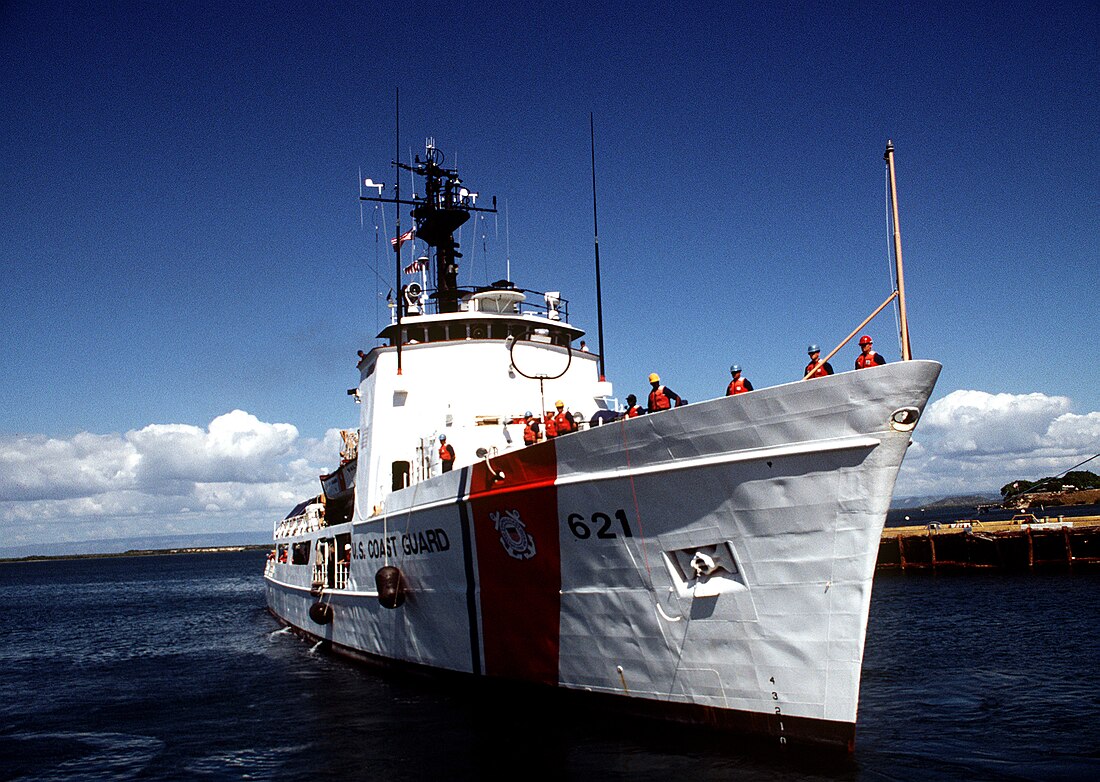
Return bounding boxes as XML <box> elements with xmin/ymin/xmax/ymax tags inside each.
<box><xmin>274</xmin><ymin>507</ymin><xmax>326</xmax><ymax>539</ymax></box>
<box><xmin>334</xmin><ymin>561</ymin><xmax>349</xmax><ymax>590</ymax></box>
<box><xmin>312</xmin><ymin>560</ymin><xmax>327</xmax><ymax>592</ymax></box>
<box><xmin>399</xmin><ymin>284</ymin><xmax>570</xmax><ymax>322</ymax></box>
<box><xmin>311</xmin><ymin>558</ymin><xmax>350</xmax><ymax>591</ymax></box>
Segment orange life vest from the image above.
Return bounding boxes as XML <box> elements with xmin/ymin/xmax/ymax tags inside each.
<box><xmin>554</xmin><ymin>411</ymin><xmax>575</xmax><ymax>434</ymax></box>
<box><xmin>805</xmin><ymin>360</ymin><xmax>828</xmax><ymax>378</ymax></box>
<box><xmin>626</xmin><ymin>406</ymin><xmax>641</xmax><ymax>418</ymax></box>
<box><xmin>523</xmin><ymin>421</ymin><xmax>538</xmax><ymax>444</ymax></box>
<box><xmin>726</xmin><ymin>377</ymin><xmax>749</xmax><ymax>395</ymax></box>
<box><xmin>648</xmin><ymin>387</ymin><xmax>671</xmax><ymax>411</ymax></box>
<box><xmin>856</xmin><ymin>351</ymin><xmax>881</xmax><ymax>369</ymax></box>
<box><xmin>544</xmin><ymin>415</ymin><xmax>558</xmax><ymax>438</ymax></box>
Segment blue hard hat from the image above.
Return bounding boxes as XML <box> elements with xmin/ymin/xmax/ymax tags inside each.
<box><xmin>730</xmin><ymin>364</ymin><xmax>741</xmax><ymax>373</ymax></box>
<box><xmin>808</xmin><ymin>344</ymin><xmax>820</xmax><ymax>354</ymax></box>
<box><xmin>525</xmin><ymin>410</ymin><xmax>532</xmax><ymax>417</ymax></box>
<box><xmin>439</xmin><ymin>434</ymin><xmax>446</xmax><ymax>441</ymax></box>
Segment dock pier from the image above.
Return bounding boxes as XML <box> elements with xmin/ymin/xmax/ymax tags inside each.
<box><xmin>877</xmin><ymin>515</ymin><xmax>1100</xmax><ymax>572</ymax></box>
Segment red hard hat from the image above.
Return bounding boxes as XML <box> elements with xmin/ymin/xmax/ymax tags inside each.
<box><xmin>858</xmin><ymin>335</ymin><xmax>873</xmax><ymax>346</ymax></box>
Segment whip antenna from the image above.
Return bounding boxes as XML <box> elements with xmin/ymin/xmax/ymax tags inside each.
<box><xmin>590</xmin><ymin>113</ymin><xmax>607</xmax><ymax>381</ymax></box>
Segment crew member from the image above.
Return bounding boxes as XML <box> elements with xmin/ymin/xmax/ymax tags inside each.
<box><xmin>804</xmin><ymin>344</ymin><xmax>834</xmax><ymax>378</ymax></box>
<box><xmin>553</xmin><ymin>400</ymin><xmax>577</xmax><ymax>435</ymax></box>
<box><xmin>522</xmin><ymin>411</ymin><xmax>541</xmax><ymax>445</ymax></box>
<box><xmin>726</xmin><ymin>364</ymin><xmax>753</xmax><ymax>395</ymax></box>
<box><xmin>647</xmin><ymin>373</ymin><xmax>683</xmax><ymax>413</ymax></box>
<box><xmin>854</xmin><ymin>335</ymin><xmax>887</xmax><ymax>369</ymax></box>
<box><xmin>438</xmin><ymin>434</ymin><xmax>456</xmax><ymax>473</ymax></box>
<box><xmin>623</xmin><ymin>393</ymin><xmax>644</xmax><ymax>418</ymax></box>
<box><xmin>544</xmin><ymin>411</ymin><xmax>559</xmax><ymax>439</ymax></box>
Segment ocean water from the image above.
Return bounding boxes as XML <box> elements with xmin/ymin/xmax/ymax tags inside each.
<box><xmin>0</xmin><ymin>551</ymin><xmax>1096</xmax><ymax>781</ymax></box>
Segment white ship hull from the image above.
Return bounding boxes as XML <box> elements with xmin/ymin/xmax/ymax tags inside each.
<box><xmin>265</xmin><ymin>359</ymin><xmax>940</xmax><ymax>751</ymax></box>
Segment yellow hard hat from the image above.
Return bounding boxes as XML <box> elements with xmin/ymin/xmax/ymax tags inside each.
<box><xmin>648</xmin><ymin>372</ymin><xmax>660</xmax><ymax>383</ymax></box>
<box><xmin>555</xmin><ymin>399</ymin><xmax>564</xmax><ymax>408</ymax></box>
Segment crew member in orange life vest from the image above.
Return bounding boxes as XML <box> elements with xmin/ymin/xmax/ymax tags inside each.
<box><xmin>804</xmin><ymin>344</ymin><xmax>834</xmax><ymax>378</ymax></box>
<box><xmin>522</xmin><ymin>411</ymin><xmax>540</xmax><ymax>445</ymax></box>
<box><xmin>544</xmin><ymin>411</ymin><xmax>559</xmax><ymax>439</ymax></box>
<box><xmin>647</xmin><ymin>373</ymin><xmax>684</xmax><ymax>412</ymax></box>
<box><xmin>854</xmin><ymin>335</ymin><xmax>887</xmax><ymax>370</ymax></box>
<box><xmin>553</xmin><ymin>400</ymin><xmax>577</xmax><ymax>435</ymax></box>
<box><xmin>623</xmin><ymin>393</ymin><xmax>644</xmax><ymax>418</ymax></box>
<box><xmin>726</xmin><ymin>364</ymin><xmax>753</xmax><ymax>395</ymax></box>
<box><xmin>438</xmin><ymin>434</ymin><xmax>456</xmax><ymax>472</ymax></box>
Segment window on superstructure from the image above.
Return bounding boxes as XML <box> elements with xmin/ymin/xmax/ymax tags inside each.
<box><xmin>491</xmin><ymin>322</ymin><xmax>508</xmax><ymax>340</ymax></box>
<box><xmin>291</xmin><ymin>541</ymin><xmax>311</xmax><ymax>565</ymax></box>
<box><xmin>428</xmin><ymin>323</ymin><xmax>445</xmax><ymax>342</ymax></box>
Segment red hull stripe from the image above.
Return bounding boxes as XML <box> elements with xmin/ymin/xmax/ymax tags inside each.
<box><xmin>468</xmin><ymin>441</ymin><xmax>560</xmax><ymax>685</ymax></box>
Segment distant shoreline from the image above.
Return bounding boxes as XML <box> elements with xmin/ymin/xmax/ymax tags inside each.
<box><xmin>0</xmin><ymin>544</ymin><xmax>271</xmax><ymax>565</ymax></box>
<box><xmin>7</xmin><ymin>494</ymin><xmax>1098</xmax><ymax>564</ymax></box>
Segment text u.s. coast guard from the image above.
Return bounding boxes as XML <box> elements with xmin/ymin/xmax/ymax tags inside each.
<box><xmin>357</xmin><ymin>529</ymin><xmax>451</xmax><ymax>560</ymax></box>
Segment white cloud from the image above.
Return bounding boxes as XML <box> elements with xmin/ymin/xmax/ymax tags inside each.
<box><xmin>0</xmin><ymin>431</ymin><xmax>140</xmax><ymax>502</ymax></box>
<box><xmin>898</xmin><ymin>390</ymin><xmax>1100</xmax><ymax>496</ymax></box>
<box><xmin>0</xmin><ymin>411</ymin><xmax>343</xmax><ymax>552</ymax></box>
<box><xmin>128</xmin><ymin>410</ymin><xmax>299</xmax><ymax>488</ymax></box>
<box><xmin>3</xmin><ymin>392</ymin><xmax>1096</xmax><ymax>552</ymax></box>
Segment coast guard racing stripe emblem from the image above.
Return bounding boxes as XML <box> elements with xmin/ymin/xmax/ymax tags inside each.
<box><xmin>491</xmin><ymin>509</ymin><xmax>536</xmax><ymax>559</ymax></box>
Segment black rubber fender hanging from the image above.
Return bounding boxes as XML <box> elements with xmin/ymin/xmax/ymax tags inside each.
<box><xmin>375</xmin><ymin>565</ymin><xmax>406</xmax><ymax>609</ymax></box>
<box><xmin>309</xmin><ymin>601</ymin><xmax>334</xmax><ymax>624</ymax></box>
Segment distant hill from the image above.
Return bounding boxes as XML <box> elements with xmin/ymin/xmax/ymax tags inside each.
<box><xmin>892</xmin><ymin>493</ymin><xmax>999</xmax><ymax>510</ymax></box>
<box><xmin>0</xmin><ymin>530</ymin><xmax>271</xmax><ymax>560</ymax></box>
<box><xmin>1014</xmin><ymin>488</ymin><xmax>1100</xmax><ymax>508</ymax></box>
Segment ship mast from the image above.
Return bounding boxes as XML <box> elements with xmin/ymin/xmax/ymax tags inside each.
<box><xmin>361</xmin><ymin>140</ymin><xmax>498</xmax><ymax>325</ymax></box>
<box><xmin>884</xmin><ymin>140</ymin><xmax>912</xmax><ymax>360</ymax></box>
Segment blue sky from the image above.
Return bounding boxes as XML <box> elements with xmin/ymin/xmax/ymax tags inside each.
<box><xmin>1</xmin><ymin>1</ymin><xmax>1097</xmax><ymax>552</ymax></box>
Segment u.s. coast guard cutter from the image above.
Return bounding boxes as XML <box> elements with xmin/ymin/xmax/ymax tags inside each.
<box><xmin>264</xmin><ymin>138</ymin><xmax>940</xmax><ymax>752</ymax></box>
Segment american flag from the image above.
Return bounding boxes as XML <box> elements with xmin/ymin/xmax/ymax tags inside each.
<box><xmin>403</xmin><ymin>258</ymin><xmax>426</xmax><ymax>274</ymax></box>
<box><xmin>390</xmin><ymin>227</ymin><xmax>415</xmax><ymax>249</ymax></box>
